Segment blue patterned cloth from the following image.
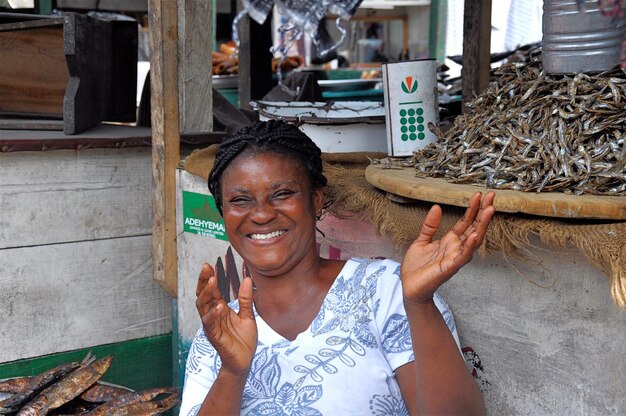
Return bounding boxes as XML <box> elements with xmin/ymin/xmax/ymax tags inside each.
<box><xmin>180</xmin><ymin>258</ymin><xmax>459</xmax><ymax>416</ymax></box>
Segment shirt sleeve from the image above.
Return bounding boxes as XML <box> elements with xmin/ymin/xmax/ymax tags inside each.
<box><xmin>371</xmin><ymin>259</ymin><xmax>461</xmax><ymax>371</ymax></box>
<box><xmin>179</xmin><ymin>328</ymin><xmax>220</xmax><ymax>416</ymax></box>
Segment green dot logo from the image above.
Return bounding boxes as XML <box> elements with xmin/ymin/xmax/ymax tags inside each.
<box><xmin>401</xmin><ymin>76</ymin><xmax>418</xmax><ymax>94</ymax></box>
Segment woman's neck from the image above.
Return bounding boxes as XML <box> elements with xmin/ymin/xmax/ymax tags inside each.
<box><xmin>250</xmin><ymin>257</ymin><xmax>345</xmax><ymax>341</ymax></box>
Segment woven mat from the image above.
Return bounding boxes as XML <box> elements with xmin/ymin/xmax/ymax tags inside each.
<box><xmin>184</xmin><ymin>146</ymin><xmax>626</xmax><ymax>309</ymax></box>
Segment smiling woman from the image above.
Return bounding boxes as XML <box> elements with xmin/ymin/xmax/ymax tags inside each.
<box><xmin>179</xmin><ymin>119</ymin><xmax>495</xmax><ymax>416</ymax></box>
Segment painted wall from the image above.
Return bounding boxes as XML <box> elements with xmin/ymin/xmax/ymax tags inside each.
<box><xmin>176</xmin><ymin>170</ymin><xmax>626</xmax><ymax>414</ymax></box>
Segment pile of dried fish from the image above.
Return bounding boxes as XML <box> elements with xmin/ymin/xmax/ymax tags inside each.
<box><xmin>411</xmin><ymin>57</ymin><xmax>626</xmax><ymax>195</ymax></box>
<box><xmin>0</xmin><ymin>352</ymin><xmax>179</xmax><ymax>415</ymax></box>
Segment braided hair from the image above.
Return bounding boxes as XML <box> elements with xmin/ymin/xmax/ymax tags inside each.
<box><xmin>208</xmin><ymin>119</ymin><xmax>328</xmax><ymax>216</ymax></box>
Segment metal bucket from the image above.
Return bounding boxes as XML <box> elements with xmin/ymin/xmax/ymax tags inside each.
<box><xmin>542</xmin><ymin>0</ymin><xmax>625</xmax><ymax>74</ymax></box>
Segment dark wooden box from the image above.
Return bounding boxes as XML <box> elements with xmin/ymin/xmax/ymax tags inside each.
<box><xmin>0</xmin><ymin>12</ymin><xmax>137</xmax><ymax>134</ymax></box>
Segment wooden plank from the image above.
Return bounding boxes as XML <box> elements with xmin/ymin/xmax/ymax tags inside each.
<box><xmin>56</xmin><ymin>0</ymin><xmax>148</xmax><ymax>12</ymax></box>
<box><xmin>0</xmin><ymin>124</ymin><xmax>151</xmax><ymax>140</ymax></box>
<box><xmin>461</xmin><ymin>0</ymin><xmax>491</xmax><ymax>111</ymax></box>
<box><xmin>237</xmin><ymin>11</ymin><xmax>273</xmax><ymax>109</ymax></box>
<box><xmin>0</xmin><ymin>26</ymin><xmax>67</xmax><ymax>117</ymax></box>
<box><xmin>365</xmin><ymin>165</ymin><xmax>626</xmax><ymax>220</ymax></box>
<box><xmin>237</xmin><ymin>12</ymin><xmax>251</xmax><ymax>109</ymax></box>
<box><xmin>0</xmin><ymin>236</ymin><xmax>172</xmax><ymax>363</ymax></box>
<box><xmin>0</xmin><ymin>118</ymin><xmax>63</xmax><ymax>131</ymax></box>
<box><xmin>149</xmin><ymin>0</ymin><xmax>180</xmax><ymax>297</ymax></box>
<box><xmin>0</xmin><ymin>125</ymin><xmax>152</xmax><ymax>151</ymax></box>
<box><xmin>0</xmin><ymin>147</ymin><xmax>152</xmax><ymax>249</ymax></box>
<box><xmin>178</xmin><ymin>0</ymin><xmax>213</xmax><ymax>135</ymax></box>
<box><xmin>0</xmin><ymin>335</ymin><xmax>172</xmax><ymax>391</ymax></box>
<box><xmin>63</xmin><ymin>13</ymin><xmax>138</xmax><ymax>134</ymax></box>
<box><xmin>0</xmin><ymin>17</ymin><xmax>63</xmax><ymax>31</ymax></box>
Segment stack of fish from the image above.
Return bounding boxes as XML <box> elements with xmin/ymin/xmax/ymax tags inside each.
<box><xmin>413</xmin><ymin>56</ymin><xmax>626</xmax><ymax>195</ymax></box>
<box><xmin>0</xmin><ymin>353</ymin><xmax>179</xmax><ymax>415</ymax></box>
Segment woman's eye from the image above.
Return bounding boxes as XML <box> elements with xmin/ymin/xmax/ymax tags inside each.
<box><xmin>229</xmin><ymin>196</ymin><xmax>251</xmax><ymax>206</ymax></box>
<box><xmin>273</xmin><ymin>190</ymin><xmax>294</xmax><ymax>200</ymax></box>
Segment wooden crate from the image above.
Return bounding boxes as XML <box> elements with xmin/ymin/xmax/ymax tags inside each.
<box><xmin>0</xmin><ymin>12</ymin><xmax>137</xmax><ymax>134</ymax></box>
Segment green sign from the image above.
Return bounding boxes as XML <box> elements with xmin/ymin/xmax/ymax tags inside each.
<box><xmin>182</xmin><ymin>191</ymin><xmax>227</xmax><ymax>240</ymax></box>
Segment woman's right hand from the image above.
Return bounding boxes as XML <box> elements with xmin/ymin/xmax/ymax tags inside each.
<box><xmin>196</xmin><ymin>263</ymin><xmax>258</xmax><ymax>375</ymax></box>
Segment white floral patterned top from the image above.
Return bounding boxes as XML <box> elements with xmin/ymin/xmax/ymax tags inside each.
<box><xmin>180</xmin><ymin>258</ymin><xmax>460</xmax><ymax>416</ymax></box>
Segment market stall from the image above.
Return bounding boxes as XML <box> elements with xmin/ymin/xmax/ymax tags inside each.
<box><xmin>1</xmin><ymin>0</ymin><xmax>624</xmax><ymax>414</ymax></box>
<box><xmin>170</xmin><ymin>2</ymin><xmax>626</xmax><ymax>414</ymax></box>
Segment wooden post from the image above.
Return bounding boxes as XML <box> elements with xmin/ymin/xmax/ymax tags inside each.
<box><xmin>461</xmin><ymin>0</ymin><xmax>491</xmax><ymax>112</ymax></box>
<box><xmin>148</xmin><ymin>0</ymin><xmax>179</xmax><ymax>297</ymax></box>
<box><xmin>237</xmin><ymin>12</ymin><xmax>273</xmax><ymax>109</ymax></box>
<box><xmin>178</xmin><ymin>0</ymin><xmax>213</xmax><ymax>135</ymax></box>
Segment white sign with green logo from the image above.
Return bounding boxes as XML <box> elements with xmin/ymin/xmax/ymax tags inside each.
<box><xmin>382</xmin><ymin>59</ymin><xmax>440</xmax><ymax>156</ymax></box>
<box><xmin>182</xmin><ymin>191</ymin><xmax>228</xmax><ymax>241</ymax></box>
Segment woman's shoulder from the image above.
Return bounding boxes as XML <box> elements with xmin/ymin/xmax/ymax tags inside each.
<box><xmin>338</xmin><ymin>257</ymin><xmax>402</xmax><ymax>284</ymax></box>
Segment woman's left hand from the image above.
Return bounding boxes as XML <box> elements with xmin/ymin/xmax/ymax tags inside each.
<box><xmin>400</xmin><ymin>192</ymin><xmax>496</xmax><ymax>304</ymax></box>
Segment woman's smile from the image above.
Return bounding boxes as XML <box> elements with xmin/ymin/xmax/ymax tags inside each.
<box><xmin>248</xmin><ymin>230</ymin><xmax>287</xmax><ymax>241</ymax></box>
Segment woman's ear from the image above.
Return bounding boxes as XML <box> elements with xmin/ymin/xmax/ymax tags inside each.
<box><xmin>313</xmin><ymin>187</ymin><xmax>325</xmax><ymax>217</ymax></box>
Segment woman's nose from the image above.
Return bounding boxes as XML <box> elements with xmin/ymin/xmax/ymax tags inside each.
<box><xmin>250</xmin><ymin>200</ymin><xmax>276</xmax><ymax>222</ymax></box>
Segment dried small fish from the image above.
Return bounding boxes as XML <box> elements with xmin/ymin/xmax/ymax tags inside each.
<box><xmin>17</xmin><ymin>354</ymin><xmax>112</xmax><ymax>416</ymax></box>
<box><xmin>411</xmin><ymin>51</ymin><xmax>626</xmax><ymax>195</ymax></box>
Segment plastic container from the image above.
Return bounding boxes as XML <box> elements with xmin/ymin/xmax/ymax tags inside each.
<box><xmin>542</xmin><ymin>0</ymin><xmax>626</xmax><ymax>74</ymax></box>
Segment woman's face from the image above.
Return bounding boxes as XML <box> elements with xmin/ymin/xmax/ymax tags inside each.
<box><xmin>220</xmin><ymin>151</ymin><xmax>324</xmax><ymax>277</ymax></box>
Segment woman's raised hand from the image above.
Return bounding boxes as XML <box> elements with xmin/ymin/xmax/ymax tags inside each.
<box><xmin>196</xmin><ymin>263</ymin><xmax>258</xmax><ymax>375</ymax></box>
<box><xmin>400</xmin><ymin>192</ymin><xmax>496</xmax><ymax>304</ymax></box>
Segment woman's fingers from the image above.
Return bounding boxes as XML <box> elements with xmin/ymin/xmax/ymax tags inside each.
<box><xmin>415</xmin><ymin>204</ymin><xmax>443</xmax><ymax>244</ymax></box>
<box><xmin>237</xmin><ymin>277</ymin><xmax>255</xmax><ymax>321</ymax></box>
<box><xmin>196</xmin><ymin>266</ymin><xmax>224</xmax><ymax>317</ymax></box>
<box><xmin>451</xmin><ymin>192</ymin><xmax>482</xmax><ymax>237</ymax></box>
<box><xmin>454</xmin><ymin>192</ymin><xmax>496</xmax><ymax>243</ymax></box>
<box><xmin>473</xmin><ymin>192</ymin><xmax>496</xmax><ymax>241</ymax></box>
<box><xmin>196</xmin><ymin>263</ymin><xmax>215</xmax><ymax>297</ymax></box>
